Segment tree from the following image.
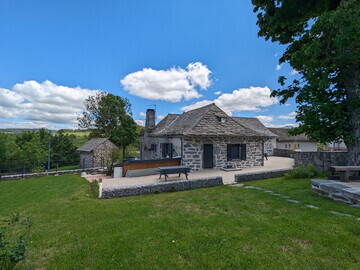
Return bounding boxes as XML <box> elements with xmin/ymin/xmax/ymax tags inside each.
<box><xmin>78</xmin><ymin>93</ymin><xmax>138</xmax><ymax>158</ymax></box>
<box><xmin>252</xmin><ymin>0</ymin><xmax>360</xmax><ymax>165</ymax></box>
<box><xmin>50</xmin><ymin>131</ymin><xmax>79</xmax><ymax>166</ymax></box>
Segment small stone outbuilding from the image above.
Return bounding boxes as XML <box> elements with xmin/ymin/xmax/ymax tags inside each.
<box><xmin>77</xmin><ymin>138</ymin><xmax>118</xmax><ymax>169</ymax></box>
<box><xmin>141</xmin><ymin>103</ymin><xmax>273</xmax><ymax>171</ymax></box>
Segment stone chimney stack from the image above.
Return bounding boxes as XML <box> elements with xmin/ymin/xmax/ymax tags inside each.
<box><xmin>145</xmin><ymin>109</ymin><xmax>155</xmax><ymax>132</ymax></box>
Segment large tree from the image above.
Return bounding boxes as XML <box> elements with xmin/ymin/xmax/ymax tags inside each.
<box><xmin>252</xmin><ymin>0</ymin><xmax>360</xmax><ymax>165</ymax></box>
<box><xmin>78</xmin><ymin>92</ymin><xmax>138</xmax><ymax>158</ymax></box>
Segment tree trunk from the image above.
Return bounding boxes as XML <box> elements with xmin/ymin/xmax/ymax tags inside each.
<box><xmin>122</xmin><ymin>145</ymin><xmax>126</xmax><ymax>161</ymax></box>
<box><xmin>344</xmin><ymin>68</ymin><xmax>360</xmax><ymax>166</ymax></box>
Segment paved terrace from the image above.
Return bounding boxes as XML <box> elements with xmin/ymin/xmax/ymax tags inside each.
<box><xmin>99</xmin><ymin>156</ymin><xmax>294</xmax><ymax>189</ymax></box>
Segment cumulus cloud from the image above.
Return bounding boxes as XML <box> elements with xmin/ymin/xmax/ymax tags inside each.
<box><xmin>266</xmin><ymin>123</ymin><xmax>299</xmax><ymax>128</ymax></box>
<box><xmin>214</xmin><ymin>91</ymin><xmax>222</xmax><ymax>95</ymax></box>
<box><xmin>139</xmin><ymin>112</ymin><xmax>146</xmax><ymax>117</ymax></box>
<box><xmin>276</xmin><ymin>64</ymin><xmax>282</xmax><ymax>71</ymax></box>
<box><xmin>121</xmin><ymin>62</ymin><xmax>211</xmax><ymax>102</ymax></box>
<box><xmin>0</xmin><ymin>80</ymin><xmax>100</xmax><ymax>125</ymax></box>
<box><xmin>256</xmin><ymin>115</ymin><xmax>274</xmax><ymax>124</ymax></box>
<box><xmin>279</xmin><ymin>111</ymin><xmax>297</xmax><ymax>120</ymax></box>
<box><xmin>181</xmin><ymin>86</ymin><xmax>278</xmax><ymax>116</ymax></box>
<box><xmin>157</xmin><ymin>115</ymin><xmax>165</xmax><ymax>120</ymax></box>
<box><xmin>0</xmin><ymin>120</ymin><xmax>58</xmax><ymax>130</ymax></box>
<box><xmin>135</xmin><ymin>119</ymin><xmax>145</xmax><ymax>126</ymax></box>
<box><xmin>285</xmin><ymin>103</ymin><xmax>291</xmax><ymax>106</ymax></box>
<box><xmin>290</xmin><ymin>69</ymin><xmax>299</xmax><ymax>76</ymax></box>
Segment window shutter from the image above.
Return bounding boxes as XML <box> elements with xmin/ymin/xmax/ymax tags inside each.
<box><xmin>169</xmin><ymin>143</ymin><xmax>173</xmax><ymax>158</ymax></box>
<box><xmin>227</xmin><ymin>144</ymin><xmax>231</xmax><ymax>161</ymax></box>
<box><xmin>160</xmin><ymin>143</ymin><xmax>165</xmax><ymax>158</ymax></box>
<box><xmin>241</xmin><ymin>144</ymin><xmax>247</xmax><ymax>160</ymax></box>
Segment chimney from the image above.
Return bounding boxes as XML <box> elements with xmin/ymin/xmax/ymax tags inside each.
<box><xmin>145</xmin><ymin>109</ymin><xmax>155</xmax><ymax>132</ymax></box>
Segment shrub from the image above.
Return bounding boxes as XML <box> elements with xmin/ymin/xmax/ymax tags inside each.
<box><xmin>0</xmin><ymin>213</ymin><xmax>33</xmax><ymax>270</ymax></box>
<box><xmin>89</xmin><ymin>181</ymin><xmax>99</xmax><ymax>198</ymax></box>
<box><xmin>285</xmin><ymin>163</ymin><xmax>325</xmax><ymax>179</ymax></box>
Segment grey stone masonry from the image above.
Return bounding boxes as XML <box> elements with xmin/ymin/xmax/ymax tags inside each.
<box><xmin>295</xmin><ymin>151</ymin><xmax>348</xmax><ymax>171</ymax></box>
<box><xmin>182</xmin><ymin>137</ymin><xmax>264</xmax><ymax>171</ymax></box>
<box><xmin>234</xmin><ymin>169</ymin><xmax>293</xmax><ymax>182</ymax></box>
<box><xmin>100</xmin><ymin>176</ymin><xmax>223</xmax><ymax>198</ymax></box>
<box><xmin>273</xmin><ymin>148</ymin><xmax>291</xmax><ymax>157</ymax></box>
<box><xmin>311</xmin><ymin>179</ymin><xmax>360</xmax><ymax>208</ymax></box>
<box><xmin>141</xmin><ymin>136</ymin><xmax>182</xmax><ymax>160</ymax></box>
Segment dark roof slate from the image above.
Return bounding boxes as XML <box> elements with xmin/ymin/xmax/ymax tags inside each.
<box><xmin>233</xmin><ymin>117</ymin><xmax>277</xmax><ymax>137</ymax></box>
<box><xmin>149</xmin><ymin>103</ymin><xmax>267</xmax><ymax>138</ymax></box>
<box><xmin>267</xmin><ymin>128</ymin><xmax>311</xmax><ymax>142</ymax></box>
<box><xmin>77</xmin><ymin>138</ymin><xmax>109</xmax><ymax>152</ymax></box>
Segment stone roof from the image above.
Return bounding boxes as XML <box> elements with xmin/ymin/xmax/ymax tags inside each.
<box><xmin>77</xmin><ymin>138</ymin><xmax>109</xmax><ymax>152</ymax></box>
<box><xmin>267</xmin><ymin>128</ymin><xmax>311</xmax><ymax>142</ymax></box>
<box><xmin>233</xmin><ymin>117</ymin><xmax>277</xmax><ymax>138</ymax></box>
<box><xmin>149</xmin><ymin>103</ymin><xmax>268</xmax><ymax>138</ymax></box>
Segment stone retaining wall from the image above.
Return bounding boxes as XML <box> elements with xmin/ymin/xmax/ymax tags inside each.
<box><xmin>234</xmin><ymin>169</ymin><xmax>293</xmax><ymax>182</ymax></box>
<box><xmin>311</xmin><ymin>179</ymin><xmax>360</xmax><ymax>208</ymax></box>
<box><xmin>273</xmin><ymin>148</ymin><xmax>291</xmax><ymax>157</ymax></box>
<box><xmin>0</xmin><ymin>167</ymin><xmax>104</xmax><ymax>181</ymax></box>
<box><xmin>294</xmin><ymin>151</ymin><xmax>348</xmax><ymax>171</ymax></box>
<box><xmin>100</xmin><ymin>177</ymin><xmax>223</xmax><ymax>198</ymax></box>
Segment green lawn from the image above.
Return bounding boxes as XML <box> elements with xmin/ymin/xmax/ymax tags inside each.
<box><xmin>0</xmin><ymin>175</ymin><xmax>359</xmax><ymax>269</ymax></box>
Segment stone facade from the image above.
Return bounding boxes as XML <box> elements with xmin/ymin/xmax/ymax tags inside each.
<box><xmin>181</xmin><ymin>137</ymin><xmax>264</xmax><ymax>171</ymax></box>
<box><xmin>78</xmin><ymin>139</ymin><xmax>118</xmax><ymax>169</ymax></box>
<box><xmin>273</xmin><ymin>148</ymin><xmax>291</xmax><ymax>157</ymax></box>
<box><xmin>100</xmin><ymin>176</ymin><xmax>223</xmax><ymax>198</ymax></box>
<box><xmin>235</xmin><ymin>168</ymin><xmax>293</xmax><ymax>182</ymax></box>
<box><xmin>294</xmin><ymin>151</ymin><xmax>348</xmax><ymax>171</ymax></box>
<box><xmin>264</xmin><ymin>138</ymin><xmax>276</xmax><ymax>156</ymax></box>
<box><xmin>140</xmin><ymin>135</ymin><xmax>182</xmax><ymax>160</ymax></box>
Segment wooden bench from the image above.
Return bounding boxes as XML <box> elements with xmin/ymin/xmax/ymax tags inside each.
<box><xmin>158</xmin><ymin>166</ymin><xmax>190</xmax><ymax>182</ymax></box>
<box><xmin>330</xmin><ymin>166</ymin><xmax>360</xmax><ymax>182</ymax></box>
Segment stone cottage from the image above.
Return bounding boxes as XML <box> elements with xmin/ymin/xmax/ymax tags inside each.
<box><xmin>140</xmin><ymin>103</ymin><xmax>272</xmax><ymax>171</ymax></box>
<box><xmin>77</xmin><ymin>138</ymin><xmax>118</xmax><ymax>168</ymax></box>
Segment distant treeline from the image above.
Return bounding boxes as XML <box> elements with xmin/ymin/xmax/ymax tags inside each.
<box><xmin>0</xmin><ymin>129</ymin><xmax>79</xmax><ymax>173</ymax></box>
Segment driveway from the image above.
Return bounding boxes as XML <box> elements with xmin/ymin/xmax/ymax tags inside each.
<box><xmin>100</xmin><ymin>156</ymin><xmax>294</xmax><ymax>189</ymax></box>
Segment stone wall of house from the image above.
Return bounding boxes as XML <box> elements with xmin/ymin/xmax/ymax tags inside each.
<box><xmin>140</xmin><ymin>135</ymin><xmax>182</xmax><ymax>160</ymax></box>
<box><xmin>100</xmin><ymin>176</ymin><xmax>223</xmax><ymax>198</ymax></box>
<box><xmin>294</xmin><ymin>151</ymin><xmax>348</xmax><ymax>171</ymax></box>
<box><xmin>182</xmin><ymin>137</ymin><xmax>264</xmax><ymax>171</ymax></box>
<box><xmin>93</xmin><ymin>140</ymin><xmax>117</xmax><ymax>167</ymax></box>
<box><xmin>80</xmin><ymin>152</ymin><xmax>94</xmax><ymax>169</ymax></box>
<box><xmin>264</xmin><ymin>138</ymin><xmax>276</xmax><ymax>156</ymax></box>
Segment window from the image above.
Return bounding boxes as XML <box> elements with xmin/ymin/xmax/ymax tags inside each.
<box><xmin>161</xmin><ymin>143</ymin><xmax>173</xmax><ymax>158</ymax></box>
<box><xmin>285</xmin><ymin>144</ymin><xmax>287</xmax><ymax>148</ymax></box>
<box><xmin>227</xmin><ymin>144</ymin><xmax>246</xmax><ymax>161</ymax></box>
<box><xmin>220</xmin><ymin>117</ymin><xmax>227</xmax><ymax>123</ymax></box>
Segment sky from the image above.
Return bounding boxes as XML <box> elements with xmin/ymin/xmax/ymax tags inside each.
<box><xmin>0</xmin><ymin>0</ymin><xmax>299</xmax><ymax>130</ymax></box>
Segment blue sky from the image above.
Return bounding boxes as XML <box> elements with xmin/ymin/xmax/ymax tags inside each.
<box><xmin>0</xmin><ymin>0</ymin><xmax>298</xmax><ymax>129</ymax></box>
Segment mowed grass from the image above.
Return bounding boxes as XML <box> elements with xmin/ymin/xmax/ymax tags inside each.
<box><xmin>0</xmin><ymin>175</ymin><xmax>359</xmax><ymax>269</ymax></box>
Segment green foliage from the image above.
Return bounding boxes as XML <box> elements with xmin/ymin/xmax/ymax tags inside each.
<box><xmin>89</xmin><ymin>180</ymin><xmax>99</xmax><ymax>198</ymax></box>
<box><xmin>1</xmin><ymin>174</ymin><xmax>360</xmax><ymax>268</ymax></box>
<box><xmin>105</xmin><ymin>147</ymin><xmax>120</xmax><ymax>175</ymax></box>
<box><xmin>78</xmin><ymin>93</ymin><xmax>139</xmax><ymax>157</ymax></box>
<box><xmin>252</xmin><ymin>0</ymin><xmax>360</xmax><ymax>153</ymax></box>
<box><xmin>285</xmin><ymin>163</ymin><xmax>325</xmax><ymax>179</ymax></box>
<box><xmin>0</xmin><ymin>213</ymin><xmax>32</xmax><ymax>270</ymax></box>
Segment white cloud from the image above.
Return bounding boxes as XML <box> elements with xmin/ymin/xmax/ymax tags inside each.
<box><xmin>0</xmin><ymin>120</ymin><xmax>58</xmax><ymax>130</ymax></box>
<box><xmin>256</xmin><ymin>115</ymin><xmax>274</xmax><ymax>123</ymax></box>
<box><xmin>214</xmin><ymin>91</ymin><xmax>222</xmax><ymax>95</ymax></box>
<box><xmin>266</xmin><ymin>123</ymin><xmax>299</xmax><ymax>128</ymax></box>
<box><xmin>290</xmin><ymin>69</ymin><xmax>299</xmax><ymax>76</ymax></box>
<box><xmin>274</xmin><ymin>53</ymin><xmax>279</xmax><ymax>57</ymax></box>
<box><xmin>135</xmin><ymin>119</ymin><xmax>145</xmax><ymax>126</ymax></box>
<box><xmin>181</xmin><ymin>86</ymin><xmax>278</xmax><ymax>116</ymax></box>
<box><xmin>121</xmin><ymin>62</ymin><xmax>211</xmax><ymax>102</ymax></box>
<box><xmin>139</xmin><ymin>112</ymin><xmax>146</xmax><ymax>117</ymax></box>
<box><xmin>285</xmin><ymin>103</ymin><xmax>291</xmax><ymax>106</ymax></box>
<box><xmin>157</xmin><ymin>115</ymin><xmax>165</xmax><ymax>120</ymax></box>
<box><xmin>0</xmin><ymin>80</ymin><xmax>100</xmax><ymax>125</ymax></box>
<box><xmin>278</xmin><ymin>111</ymin><xmax>297</xmax><ymax>120</ymax></box>
<box><xmin>276</xmin><ymin>64</ymin><xmax>282</xmax><ymax>71</ymax></box>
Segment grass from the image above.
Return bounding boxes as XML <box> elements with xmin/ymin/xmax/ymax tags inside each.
<box><xmin>49</xmin><ymin>165</ymin><xmax>80</xmax><ymax>171</ymax></box>
<box><xmin>0</xmin><ymin>175</ymin><xmax>359</xmax><ymax>269</ymax></box>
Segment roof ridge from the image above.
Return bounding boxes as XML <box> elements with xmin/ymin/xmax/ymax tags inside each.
<box><xmin>183</xmin><ymin>103</ymin><xmax>217</xmax><ymax>133</ymax></box>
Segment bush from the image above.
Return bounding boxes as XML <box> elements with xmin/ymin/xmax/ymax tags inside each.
<box><xmin>285</xmin><ymin>163</ymin><xmax>325</xmax><ymax>179</ymax></box>
<box><xmin>0</xmin><ymin>213</ymin><xmax>33</xmax><ymax>270</ymax></box>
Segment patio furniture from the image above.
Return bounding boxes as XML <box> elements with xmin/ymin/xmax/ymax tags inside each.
<box><xmin>330</xmin><ymin>166</ymin><xmax>360</xmax><ymax>182</ymax></box>
<box><xmin>158</xmin><ymin>166</ymin><xmax>190</xmax><ymax>181</ymax></box>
